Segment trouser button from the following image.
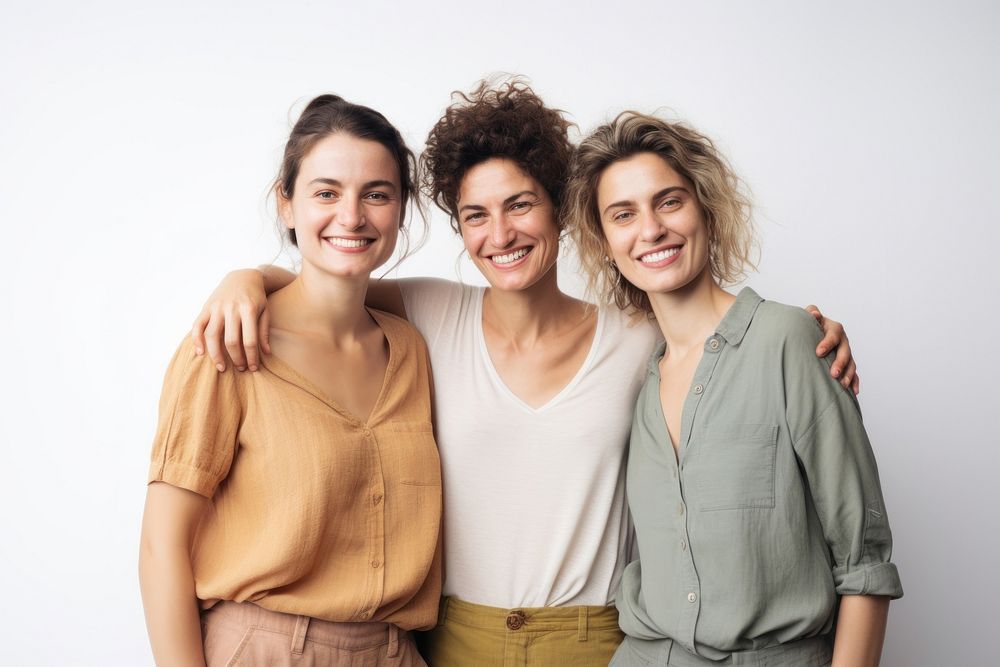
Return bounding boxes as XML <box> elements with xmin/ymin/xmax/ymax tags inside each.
<box><xmin>506</xmin><ymin>611</ymin><xmax>525</xmax><ymax>630</ymax></box>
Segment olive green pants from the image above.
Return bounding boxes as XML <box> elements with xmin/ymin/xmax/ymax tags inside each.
<box><xmin>418</xmin><ymin>596</ymin><xmax>624</xmax><ymax>666</ymax></box>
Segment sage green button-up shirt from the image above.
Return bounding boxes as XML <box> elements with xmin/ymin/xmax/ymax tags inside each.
<box><xmin>617</xmin><ymin>288</ymin><xmax>902</xmax><ymax>661</ymax></box>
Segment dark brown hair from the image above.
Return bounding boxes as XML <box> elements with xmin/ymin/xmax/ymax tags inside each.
<box><xmin>275</xmin><ymin>94</ymin><xmax>421</xmax><ymax>247</ymax></box>
<box><xmin>421</xmin><ymin>78</ymin><xmax>574</xmax><ymax>233</ymax></box>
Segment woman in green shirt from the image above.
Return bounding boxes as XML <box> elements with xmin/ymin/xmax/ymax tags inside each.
<box><xmin>567</xmin><ymin>113</ymin><xmax>902</xmax><ymax>666</ymax></box>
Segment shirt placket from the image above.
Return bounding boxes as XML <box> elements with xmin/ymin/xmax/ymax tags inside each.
<box><xmin>358</xmin><ymin>424</ymin><xmax>386</xmax><ymax>621</ymax></box>
<box><xmin>672</xmin><ymin>333</ymin><xmax>725</xmax><ymax>656</ymax></box>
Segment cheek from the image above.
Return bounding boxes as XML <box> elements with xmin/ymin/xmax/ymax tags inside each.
<box><xmin>458</xmin><ymin>227</ymin><xmax>481</xmax><ymax>255</ymax></box>
<box><xmin>601</xmin><ymin>225</ymin><xmax>627</xmax><ymax>261</ymax></box>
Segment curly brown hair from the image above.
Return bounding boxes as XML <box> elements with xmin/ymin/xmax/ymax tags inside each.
<box><xmin>421</xmin><ymin>78</ymin><xmax>575</xmax><ymax>233</ymax></box>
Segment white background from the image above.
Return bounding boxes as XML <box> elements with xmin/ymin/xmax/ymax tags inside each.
<box><xmin>1</xmin><ymin>1</ymin><xmax>997</xmax><ymax>664</ymax></box>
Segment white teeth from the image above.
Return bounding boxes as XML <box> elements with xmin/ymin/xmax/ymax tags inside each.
<box><xmin>492</xmin><ymin>247</ymin><xmax>530</xmax><ymax>264</ymax></box>
<box><xmin>640</xmin><ymin>247</ymin><xmax>680</xmax><ymax>263</ymax></box>
<box><xmin>326</xmin><ymin>237</ymin><xmax>372</xmax><ymax>248</ymax></box>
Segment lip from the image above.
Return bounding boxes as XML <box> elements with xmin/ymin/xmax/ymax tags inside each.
<box><xmin>323</xmin><ymin>236</ymin><xmax>376</xmax><ymax>254</ymax></box>
<box><xmin>485</xmin><ymin>245</ymin><xmax>533</xmax><ymax>270</ymax></box>
<box><xmin>636</xmin><ymin>244</ymin><xmax>682</xmax><ymax>268</ymax></box>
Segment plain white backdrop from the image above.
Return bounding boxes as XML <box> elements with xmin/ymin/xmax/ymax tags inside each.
<box><xmin>1</xmin><ymin>1</ymin><xmax>997</xmax><ymax>664</ymax></box>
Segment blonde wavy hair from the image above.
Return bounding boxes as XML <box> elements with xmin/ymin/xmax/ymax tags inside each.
<box><xmin>566</xmin><ymin>111</ymin><xmax>757</xmax><ymax>315</ymax></box>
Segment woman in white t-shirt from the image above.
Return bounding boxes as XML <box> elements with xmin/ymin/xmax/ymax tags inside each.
<box><xmin>189</xmin><ymin>80</ymin><xmax>858</xmax><ymax>666</ymax></box>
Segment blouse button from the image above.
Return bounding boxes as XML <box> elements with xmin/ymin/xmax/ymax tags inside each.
<box><xmin>680</xmin><ymin>540</ymin><xmax>687</xmax><ymax>551</ymax></box>
<box><xmin>372</xmin><ymin>559</ymin><xmax>381</xmax><ymax>569</ymax></box>
<box><xmin>373</xmin><ymin>493</ymin><xmax>383</xmax><ymax>506</ymax></box>
<box><xmin>693</xmin><ymin>384</ymin><xmax>704</xmax><ymax>395</ymax></box>
<box><xmin>687</xmin><ymin>592</ymin><xmax>697</xmax><ymax>603</ymax></box>
<box><xmin>709</xmin><ymin>338</ymin><xmax>720</xmax><ymax>351</ymax></box>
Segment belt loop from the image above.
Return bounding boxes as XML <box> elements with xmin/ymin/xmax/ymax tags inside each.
<box><xmin>577</xmin><ymin>606</ymin><xmax>588</xmax><ymax>642</ymax></box>
<box><xmin>438</xmin><ymin>596</ymin><xmax>451</xmax><ymax>626</ymax></box>
<box><xmin>387</xmin><ymin>624</ymin><xmax>400</xmax><ymax>658</ymax></box>
<box><xmin>290</xmin><ymin>615</ymin><xmax>309</xmax><ymax>655</ymax></box>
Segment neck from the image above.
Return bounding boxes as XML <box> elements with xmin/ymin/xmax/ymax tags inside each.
<box><xmin>269</xmin><ymin>262</ymin><xmax>372</xmax><ymax>341</ymax></box>
<box><xmin>482</xmin><ymin>264</ymin><xmax>582</xmax><ymax>343</ymax></box>
<box><xmin>648</xmin><ymin>267</ymin><xmax>735</xmax><ymax>354</ymax></box>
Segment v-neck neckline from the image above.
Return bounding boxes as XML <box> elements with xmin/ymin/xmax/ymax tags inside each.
<box><xmin>259</xmin><ymin>307</ymin><xmax>397</xmax><ymax>426</ymax></box>
<box><xmin>474</xmin><ymin>288</ymin><xmax>604</xmax><ymax>415</ymax></box>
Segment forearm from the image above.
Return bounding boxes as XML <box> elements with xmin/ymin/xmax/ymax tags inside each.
<box><xmin>139</xmin><ymin>543</ymin><xmax>206</xmax><ymax>667</ymax></box>
<box><xmin>139</xmin><ymin>483</ymin><xmax>209</xmax><ymax>666</ymax></box>
<box><xmin>831</xmin><ymin>595</ymin><xmax>890</xmax><ymax>667</ymax></box>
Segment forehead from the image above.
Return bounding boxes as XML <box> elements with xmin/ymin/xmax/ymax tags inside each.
<box><xmin>597</xmin><ymin>152</ymin><xmax>686</xmax><ymax>203</ymax></box>
<box><xmin>458</xmin><ymin>157</ymin><xmax>543</xmax><ymax>203</ymax></box>
<box><xmin>298</xmin><ymin>133</ymin><xmax>400</xmax><ymax>183</ymax></box>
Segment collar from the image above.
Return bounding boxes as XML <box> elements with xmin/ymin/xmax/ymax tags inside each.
<box><xmin>646</xmin><ymin>286</ymin><xmax>764</xmax><ymax>376</ymax></box>
<box><xmin>715</xmin><ymin>286</ymin><xmax>764</xmax><ymax>346</ymax></box>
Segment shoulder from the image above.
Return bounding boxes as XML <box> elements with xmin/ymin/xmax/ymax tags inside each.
<box><xmin>369</xmin><ymin>308</ymin><xmax>430</xmax><ymax>352</ymax></box>
<box><xmin>749</xmin><ymin>298</ymin><xmax>851</xmax><ymax>410</ymax></box>
<box><xmin>750</xmin><ymin>300</ymin><xmax>825</xmax><ymax>354</ymax></box>
<box><xmin>156</xmin><ymin>337</ymin><xmax>245</xmax><ymax>424</ymax></box>
<box><xmin>397</xmin><ymin>277</ymin><xmax>468</xmax><ymax>302</ymax></box>
<box><xmin>603</xmin><ymin>305</ymin><xmax>661</xmax><ymax>344</ymax></box>
<box><xmin>162</xmin><ymin>336</ymin><xmax>242</xmax><ymax>388</ymax></box>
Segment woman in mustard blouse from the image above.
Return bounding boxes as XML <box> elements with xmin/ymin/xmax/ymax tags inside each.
<box><xmin>138</xmin><ymin>95</ymin><xmax>442</xmax><ymax>666</ymax></box>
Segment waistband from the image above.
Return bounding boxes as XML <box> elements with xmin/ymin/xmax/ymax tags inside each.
<box><xmin>204</xmin><ymin>600</ymin><xmax>408</xmax><ymax>655</ymax></box>
<box><xmin>439</xmin><ymin>596</ymin><xmax>620</xmax><ymax>635</ymax></box>
<box><xmin>624</xmin><ymin>634</ymin><xmax>832</xmax><ymax>667</ymax></box>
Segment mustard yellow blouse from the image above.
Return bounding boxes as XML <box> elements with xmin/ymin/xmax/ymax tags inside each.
<box><xmin>148</xmin><ymin>309</ymin><xmax>442</xmax><ymax>630</ymax></box>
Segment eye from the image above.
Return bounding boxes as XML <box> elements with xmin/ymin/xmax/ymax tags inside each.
<box><xmin>316</xmin><ymin>190</ymin><xmax>337</xmax><ymax>200</ymax></box>
<box><xmin>659</xmin><ymin>197</ymin><xmax>681</xmax><ymax>209</ymax></box>
<box><xmin>464</xmin><ymin>211</ymin><xmax>487</xmax><ymax>226</ymax></box>
<box><xmin>364</xmin><ymin>191</ymin><xmax>393</xmax><ymax>203</ymax></box>
<box><xmin>611</xmin><ymin>210</ymin><xmax>634</xmax><ymax>224</ymax></box>
<box><xmin>509</xmin><ymin>200</ymin><xmax>533</xmax><ymax>215</ymax></box>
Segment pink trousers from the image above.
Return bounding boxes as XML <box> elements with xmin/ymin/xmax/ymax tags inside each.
<box><xmin>201</xmin><ymin>601</ymin><xmax>427</xmax><ymax>666</ymax></box>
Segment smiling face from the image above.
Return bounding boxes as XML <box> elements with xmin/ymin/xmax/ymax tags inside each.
<box><xmin>456</xmin><ymin>157</ymin><xmax>560</xmax><ymax>292</ymax></box>
<box><xmin>279</xmin><ymin>133</ymin><xmax>402</xmax><ymax>280</ymax></box>
<box><xmin>597</xmin><ymin>152</ymin><xmax>712</xmax><ymax>297</ymax></box>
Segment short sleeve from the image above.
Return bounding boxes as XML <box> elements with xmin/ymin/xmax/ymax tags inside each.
<box><xmin>780</xmin><ymin>309</ymin><xmax>903</xmax><ymax>599</ymax></box>
<box><xmin>397</xmin><ymin>278</ymin><xmax>470</xmax><ymax>350</ymax></box>
<box><xmin>148</xmin><ymin>338</ymin><xmax>243</xmax><ymax>498</ymax></box>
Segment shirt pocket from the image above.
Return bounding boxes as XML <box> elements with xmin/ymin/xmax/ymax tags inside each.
<box><xmin>690</xmin><ymin>423</ymin><xmax>778</xmax><ymax>511</ymax></box>
<box><xmin>383</xmin><ymin>421</ymin><xmax>442</xmax><ymax>487</ymax></box>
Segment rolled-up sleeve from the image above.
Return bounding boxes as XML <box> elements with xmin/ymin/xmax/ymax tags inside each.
<box><xmin>148</xmin><ymin>338</ymin><xmax>242</xmax><ymax>498</ymax></box>
<box><xmin>789</xmin><ymin>345</ymin><xmax>903</xmax><ymax>599</ymax></box>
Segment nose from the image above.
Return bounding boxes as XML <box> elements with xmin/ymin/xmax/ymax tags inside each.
<box><xmin>336</xmin><ymin>195</ymin><xmax>366</xmax><ymax>231</ymax></box>
<box><xmin>638</xmin><ymin>208</ymin><xmax>667</xmax><ymax>243</ymax></box>
<box><xmin>489</xmin><ymin>215</ymin><xmax>516</xmax><ymax>248</ymax></box>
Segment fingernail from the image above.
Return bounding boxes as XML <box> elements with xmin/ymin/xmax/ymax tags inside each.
<box><xmin>832</xmin><ymin>368</ymin><xmax>841</xmax><ymax>377</ymax></box>
<box><xmin>249</xmin><ymin>365</ymin><xmax>258</xmax><ymax>372</ymax></box>
<box><xmin>195</xmin><ymin>348</ymin><xmax>203</xmax><ymax>355</ymax></box>
<box><xmin>237</xmin><ymin>366</ymin><xmax>246</xmax><ymax>372</ymax></box>
<box><xmin>216</xmin><ymin>364</ymin><xmax>225</xmax><ymax>372</ymax></box>
<box><xmin>817</xmin><ymin>347</ymin><xmax>827</xmax><ymax>356</ymax></box>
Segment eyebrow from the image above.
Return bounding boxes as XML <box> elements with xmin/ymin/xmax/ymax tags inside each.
<box><xmin>307</xmin><ymin>178</ymin><xmax>398</xmax><ymax>190</ymax></box>
<box><xmin>602</xmin><ymin>186</ymin><xmax>689</xmax><ymax>216</ymax></box>
<box><xmin>459</xmin><ymin>190</ymin><xmax>538</xmax><ymax>214</ymax></box>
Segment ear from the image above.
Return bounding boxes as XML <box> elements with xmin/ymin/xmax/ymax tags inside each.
<box><xmin>276</xmin><ymin>185</ymin><xmax>294</xmax><ymax>231</ymax></box>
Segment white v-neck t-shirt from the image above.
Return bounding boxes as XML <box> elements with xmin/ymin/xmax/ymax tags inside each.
<box><xmin>399</xmin><ymin>278</ymin><xmax>660</xmax><ymax>608</ymax></box>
